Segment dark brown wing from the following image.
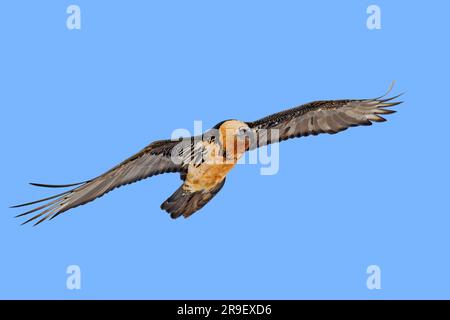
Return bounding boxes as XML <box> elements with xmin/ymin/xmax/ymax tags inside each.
<box><xmin>247</xmin><ymin>84</ymin><xmax>403</xmax><ymax>148</ymax></box>
<box><xmin>12</xmin><ymin>138</ymin><xmax>192</xmax><ymax>226</ymax></box>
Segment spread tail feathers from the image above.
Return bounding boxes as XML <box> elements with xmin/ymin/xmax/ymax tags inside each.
<box><xmin>161</xmin><ymin>179</ymin><xmax>226</xmax><ymax>219</ymax></box>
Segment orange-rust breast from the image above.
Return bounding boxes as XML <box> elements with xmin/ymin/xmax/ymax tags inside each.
<box><xmin>184</xmin><ymin>162</ymin><xmax>235</xmax><ymax>192</ymax></box>
<box><xmin>183</xmin><ymin>121</ymin><xmax>250</xmax><ymax>193</ymax></box>
<box><xmin>183</xmin><ymin>142</ymin><xmax>241</xmax><ymax>192</ymax></box>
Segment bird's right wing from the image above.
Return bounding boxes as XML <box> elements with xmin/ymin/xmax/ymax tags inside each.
<box><xmin>247</xmin><ymin>82</ymin><xmax>403</xmax><ymax>149</ymax></box>
<box><xmin>12</xmin><ymin>138</ymin><xmax>197</xmax><ymax>226</ymax></box>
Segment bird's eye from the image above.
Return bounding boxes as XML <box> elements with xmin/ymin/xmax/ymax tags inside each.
<box><xmin>238</xmin><ymin>127</ymin><xmax>248</xmax><ymax>135</ymax></box>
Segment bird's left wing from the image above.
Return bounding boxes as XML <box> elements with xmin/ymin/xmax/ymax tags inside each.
<box><xmin>247</xmin><ymin>83</ymin><xmax>403</xmax><ymax>148</ymax></box>
<box><xmin>12</xmin><ymin>138</ymin><xmax>194</xmax><ymax>226</ymax></box>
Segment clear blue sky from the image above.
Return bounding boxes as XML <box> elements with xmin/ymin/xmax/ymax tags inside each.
<box><xmin>1</xmin><ymin>1</ymin><xmax>449</xmax><ymax>299</ymax></box>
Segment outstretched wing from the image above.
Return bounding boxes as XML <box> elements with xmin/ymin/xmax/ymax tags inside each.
<box><xmin>247</xmin><ymin>83</ymin><xmax>403</xmax><ymax>148</ymax></box>
<box><xmin>12</xmin><ymin>138</ymin><xmax>194</xmax><ymax>226</ymax></box>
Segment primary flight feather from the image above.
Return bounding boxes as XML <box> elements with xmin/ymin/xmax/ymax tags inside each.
<box><xmin>12</xmin><ymin>83</ymin><xmax>403</xmax><ymax>225</ymax></box>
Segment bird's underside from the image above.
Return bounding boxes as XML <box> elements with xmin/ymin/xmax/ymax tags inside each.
<box><xmin>12</xmin><ymin>83</ymin><xmax>403</xmax><ymax>226</ymax></box>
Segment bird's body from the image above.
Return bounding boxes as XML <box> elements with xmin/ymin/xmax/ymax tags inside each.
<box><xmin>12</xmin><ymin>84</ymin><xmax>403</xmax><ymax>225</ymax></box>
<box><xmin>184</xmin><ymin>120</ymin><xmax>248</xmax><ymax>191</ymax></box>
<box><xmin>161</xmin><ymin>120</ymin><xmax>250</xmax><ymax>218</ymax></box>
<box><xmin>184</xmin><ymin>160</ymin><xmax>233</xmax><ymax>192</ymax></box>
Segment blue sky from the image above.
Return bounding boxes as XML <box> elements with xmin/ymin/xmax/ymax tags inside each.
<box><xmin>1</xmin><ymin>1</ymin><xmax>449</xmax><ymax>299</ymax></box>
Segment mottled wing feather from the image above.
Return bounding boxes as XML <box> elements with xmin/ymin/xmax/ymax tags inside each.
<box><xmin>13</xmin><ymin>138</ymin><xmax>195</xmax><ymax>225</ymax></box>
<box><xmin>248</xmin><ymin>92</ymin><xmax>403</xmax><ymax>148</ymax></box>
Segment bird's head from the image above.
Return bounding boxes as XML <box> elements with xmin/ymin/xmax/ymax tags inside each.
<box><xmin>215</xmin><ymin>120</ymin><xmax>252</xmax><ymax>157</ymax></box>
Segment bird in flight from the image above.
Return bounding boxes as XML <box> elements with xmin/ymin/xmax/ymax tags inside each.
<box><xmin>12</xmin><ymin>83</ymin><xmax>403</xmax><ymax>226</ymax></box>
